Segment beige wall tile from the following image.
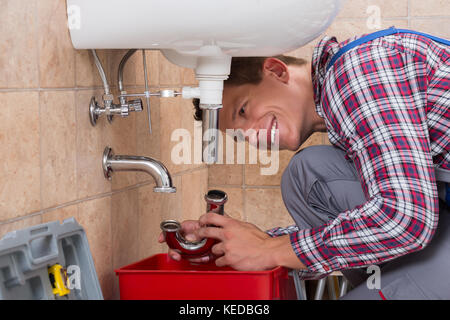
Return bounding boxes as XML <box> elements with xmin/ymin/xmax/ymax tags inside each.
<box><xmin>287</xmin><ymin>45</ymin><xmax>316</xmax><ymax>61</ymax></box>
<box><xmin>75</xmin><ymin>90</ymin><xmax>112</xmax><ymax>199</ymax></box>
<box><xmin>244</xmin><ymin>150</ymin><xmax>294</xmax><ymax>186</ymax></box>
<box><xmin>338</xmin><ymin>0</ymin><xmax>408</xmax><ymax>18</ymax></box>
<box><xmin>410</xmin><ymin>0</ymin><xmax>450</xmax><ymax>17</ymax></box>
<box><xmin>138</xmin><ymin>184</ymin><xmax>164</xmax><ymax>258</ymax></box>
<box><xmin>110</xmin><ymin>189</ymin><xmax>139</xmax><ymax>296</ymax></box>
<box><xmin>245</xmin><ymin>188</ymin><xmax>294</xmax><ymax>231</ymax></box>
<box><xmin>135</xmin><ymin>50</ymin><xmax>160</xmax><ymax>87</ymax></box>
<box><xmin>109</xmin><ymin>50</ymin><xmax>136</xmax><ymax>88</ymax></box>
<box><xmin>75</xmin><ymin>49</ymin><xmax>110</xmax><ymax>87</ymax></box>
<box><xmin>0</xmin><ymin>215</ymin><xmax>42</xmax><ymax>239</ymax></box>
<box><xmin>299</xmin><ymin>132</ymin><xmax>327</xmax><ymax>150</ymax></box>
<box><xmin>103</xmin><ymin>96</ymin><xmax>138</xmax><ymax>191</ymax></box>
<box><xmin>323</xmin><ymin>134</ymin><xmax>332</xmax><ymax>146</ymax></box>
<box><xmin>42</xmin><ymin>204</ymin><xmax>78</xmax><ymax>223</ymax></box>
<box><xmin>159</xmin><ymin>175</ymin><xmax>183</xmax><ymax>221</ymax></box>
<box><xmin>289</xmin><ymin>18</ymin><xmax>409</xmax><ymax>60</ymax></box>
<box><xmin>158</xmin><ymin>52</ymin><xmax>182</xmax><ymax>86</ymax></box>
<box><xmin>180</xmin><ymin>100</ymin><xmax>205</xmax><ymax>170</ymax></box>
<box><xmin>208</xmin><ymin>164</ymin><xmax>243</xmax><ymax>186</ymax></box>
<box><xmin>136</xmin><ymin>97</ymin><xmax>160</xmax><ymax>152</ymax></box>
<box><xmin>37</xmin><ymin>0</ymin><xmax>75</xmax><ymax>88</ymax></box>
<box><xmin>159</xmin><ymin>98</ymin><xmax>204</xmax><ymax>174</ymax></box>
<box><xmin>218</xmin><ymin>187</ymin><xmax>244</xmax><ymax>221</ymax></box>
<box><xmin>289</xmin><ymin>18</ymin><xmax>409</xmax><ymax>59</ymax></box>
<box><xmin>0</xmin><ymin>92</ymin><xmax>40</xmax><ymax>220</ymax></box>
<box><xmin>40</xmin><ymin>91</ymin><xmax>77</xmax><ymax>208</ymax></box>
<box><xmin>181</xmin><ymin>169</ymin><xmax>209</xmax><ymax>220</ymax></box>
<box><xmin>136</xmin><ymin>96</ymin><xmax>161</xmax><ymax>183</ymax></box>
<box><xmin>208</xmin><ymin>131</ymin><xmax>245</xmax><ymax>186</ymax></box>
<box><xmin>77</xmin><ymin>197</ymin><xmax>114</xmax><ymax>300</ymax></box>
<box><xmin>410</xmin><ymin>19</ymin><xmax>450</xmax><ymax>39</ymax></box>
<box><xmin>182</xmin><ymin>67</ymin><xmax>198</xmax><ymax>86</ymax></box>
<box><xmin>155</xmin><ymin>175</ymin><xmax>183</xmax><ymax>260</ymax></box>
<box><xmin>287</xmin><ymin>17</ymin><xmax>409</xmax><ymax>60</ymax></box>
<box><xmin>324</xmin><ymin>18</ymin><xmax>409</xmax><ymax>42</ymax></box>
<box><xmin>111</xmin><ymin>190</ymin><xmax>139</xmax><ymax>270</ymax></box>
<box><xmin>0</xmin><ymin>0</ymin><xmax>38</xmax><ymax>88</ymax></box>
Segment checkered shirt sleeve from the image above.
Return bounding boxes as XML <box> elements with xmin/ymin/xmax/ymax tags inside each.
<box><xmin>272</xmin><ymin>33</ymin><xmax>449</xmax><ymax>275</ymax></box>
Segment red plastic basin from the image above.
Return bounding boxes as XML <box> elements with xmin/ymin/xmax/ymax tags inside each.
<box><xmin>115</xmin><ymin>253</ymin><xmax>297</xmax><ymax>300</ymax></box>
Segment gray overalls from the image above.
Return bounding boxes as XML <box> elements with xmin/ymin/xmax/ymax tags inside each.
<box><xmin>281</xmin><ymin>146</ymin><xmax>450</xmax><ymax>299</ymax></box>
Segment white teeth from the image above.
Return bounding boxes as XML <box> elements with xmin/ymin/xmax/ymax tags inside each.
<box><xmin>271</xmin><ymin>119</ymin><xmax>277</xmax><ymax>145</ymax></box>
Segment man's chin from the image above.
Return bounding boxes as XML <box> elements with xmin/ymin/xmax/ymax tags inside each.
<box><xmin>278</xmin><ymin>139</ymin><xmax>302</xmax><ymax>151</ymax></box>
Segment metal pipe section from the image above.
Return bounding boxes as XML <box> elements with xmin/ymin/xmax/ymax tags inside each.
<box><xmin>102</xmin><ymin>147</ymin><xmax>176</xmax><ymax>193</ymax></box>
<box><xmin>161</xmin><ymin>220</ymin><xmax>216</xmax><ymax>257</ymax></box>
<box><xmin>161</xmin><ymin>190</ymin><xmax>228</xmax><ymax>258</ymax></box>
<box><xmin>90</xmin><ymin>49</ymin><xmax>110</xmax><ymax>95</ymax></box>
<box><xmin>118</xmin><ymin>49</ymin><xmax>138</xmax><ymax>103</ymax></box>
<box><xmin>201</xmin><ymin>106</ymin><xmax>222</xmax><ymax>164</ymax></box>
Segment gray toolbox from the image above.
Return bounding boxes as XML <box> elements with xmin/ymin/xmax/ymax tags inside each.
<box><xmin>0</xmin><ymin>217</ymin><xmax>103</xmax><ymax>300</ymax></box>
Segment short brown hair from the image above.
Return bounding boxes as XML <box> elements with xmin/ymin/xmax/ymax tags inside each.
<box><xmin>193</xmin><ymin>55</ymin><xmax>307</xmax><ymax>121</ymax></box>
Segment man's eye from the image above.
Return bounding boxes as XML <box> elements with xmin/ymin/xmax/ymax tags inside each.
<box><xmin>239</xmin><ymin>103</ymin><xmax>247</xmax><ymax>116</ymax></box>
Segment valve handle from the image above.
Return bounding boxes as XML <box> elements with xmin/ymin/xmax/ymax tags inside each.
<box><xmin>129</xmin><ymin>99</ymin><xmax>143</xmax><ymax>112</ymax></box>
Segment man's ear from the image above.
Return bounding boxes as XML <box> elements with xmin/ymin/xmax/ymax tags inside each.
<box><xmin>262</xmin><ymin>58</ymin><xmax>289</xmax><ymax>83</ymax></box>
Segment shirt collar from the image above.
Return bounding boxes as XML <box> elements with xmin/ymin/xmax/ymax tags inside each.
<box><xmin>311</xmin><ymin>36</ymin><xmax>341</xmax><ymax>116</ymax></box>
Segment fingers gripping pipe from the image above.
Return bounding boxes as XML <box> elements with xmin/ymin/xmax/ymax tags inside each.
<box><xmin>160</xmin><ymin>190</ymin><xmax>227</xmax><ymax>259</ymax></box>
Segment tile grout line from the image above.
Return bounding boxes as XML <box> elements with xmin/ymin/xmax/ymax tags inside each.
<box><xmin>209</xmin><ymin>184</ymin><xmax>282</xmax><ymax>190</ymax></box>
<box><xmin>73</xmin><ymin>17</ymin><xmax>79</xmax><ymax>221</ymax></box>
<box><xmin>74</xmin><ymin>84</ymin><xmax>81</xmax><ymax>220</ymax></box>
<box><xmin>0</xmin><ymin>84</ymin><xmax>164</xmax><ymax>93</ymax></box>
<box><xmin>171</xmin><ymin>165</ymin><xmax>208</xmax><ymax>177</ymax></box>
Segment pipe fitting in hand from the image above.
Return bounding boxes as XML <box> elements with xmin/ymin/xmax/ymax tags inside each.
<box><xmin>160</xmin><ymin>190</ymin><xmax>228</xmax><ymax>259</ymax></box>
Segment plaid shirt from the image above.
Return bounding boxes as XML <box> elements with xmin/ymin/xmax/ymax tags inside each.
<box><xmin>268</xmin><ymin>31</ymin><xmax>449</xmax><ymax>278</ymax></box>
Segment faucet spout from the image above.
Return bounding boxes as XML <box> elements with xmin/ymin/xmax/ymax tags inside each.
<box><xmin>102</xmin><ymin>147</ymin><xmax>176</xmax><ymax>193</ymax></box>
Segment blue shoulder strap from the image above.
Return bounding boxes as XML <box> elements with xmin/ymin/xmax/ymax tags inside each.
<box><xmin>326</xmin><ymin>26</ymin><xmax>450</xmax><ymax>73</ymax></box>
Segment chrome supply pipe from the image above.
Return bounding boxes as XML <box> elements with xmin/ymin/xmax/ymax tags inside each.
<box><xmin>118</xmin><ymin>49</ymin><xmax>137</xmax><ymax>105</ymax></box>
<box><xmin>200</xmin><ymin>105</ymin><xmax>222</xmax><ymax>164</ymax></box>
<box><xmin>90</xmin><ymin>49</ymin><xmax>114</xmax><ymax>126</ymax></box>
<box><xmin>89</xmin><ymin>49</ymin><xmax>144</xmax><ymax>126</ymax></box>
<box><xmin>102</xmin><ymin>147</ymin><xmax>176</xmax><ymax>193</ymax></box>
<box><xmin>91</xmin><ymin>49</ymin><xmax>110</xmax><ymax>95</ymax></box>
<box><xmin>142</xmin><ymin>49</ymin><xmax>152</xmax><ymax>134</ymax></box>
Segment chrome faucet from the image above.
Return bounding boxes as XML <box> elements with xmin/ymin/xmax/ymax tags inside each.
<box><xmin>102</xmin><ymin>147</ymin><xmax>176</xmax><ymax>193</ymax></box>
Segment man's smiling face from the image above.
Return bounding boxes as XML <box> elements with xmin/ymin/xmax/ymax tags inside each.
<box><xmin>219</xmin><ymin>58</ymin><xmax>318</xmax><ymax>151</ymax></box>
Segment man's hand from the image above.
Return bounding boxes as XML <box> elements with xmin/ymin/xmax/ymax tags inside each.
<box><xmin>158</xmin><ymin>219</ymin><xmax>211</xmax><ymax>263</ymax></box>
<box><xmin>195</xmin><ymin>213</ymin><xmax>279</xmax><ymax>271</ymax></box>
<box><xmin>159</xmin><ymin>214</ymin><xmax>307</xmax><ymax>271</ymax></box>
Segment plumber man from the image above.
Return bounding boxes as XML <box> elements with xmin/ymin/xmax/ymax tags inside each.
<box><xmin>160</xmin><ymin>30</ymin><xmax>450</xmax><ymax>299</ymax></box>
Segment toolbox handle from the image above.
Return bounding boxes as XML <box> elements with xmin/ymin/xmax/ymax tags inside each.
<box><xmin>27</xmin><ymin>226</ymin><xmax>59</xmax><ymax>265</ymax></box>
